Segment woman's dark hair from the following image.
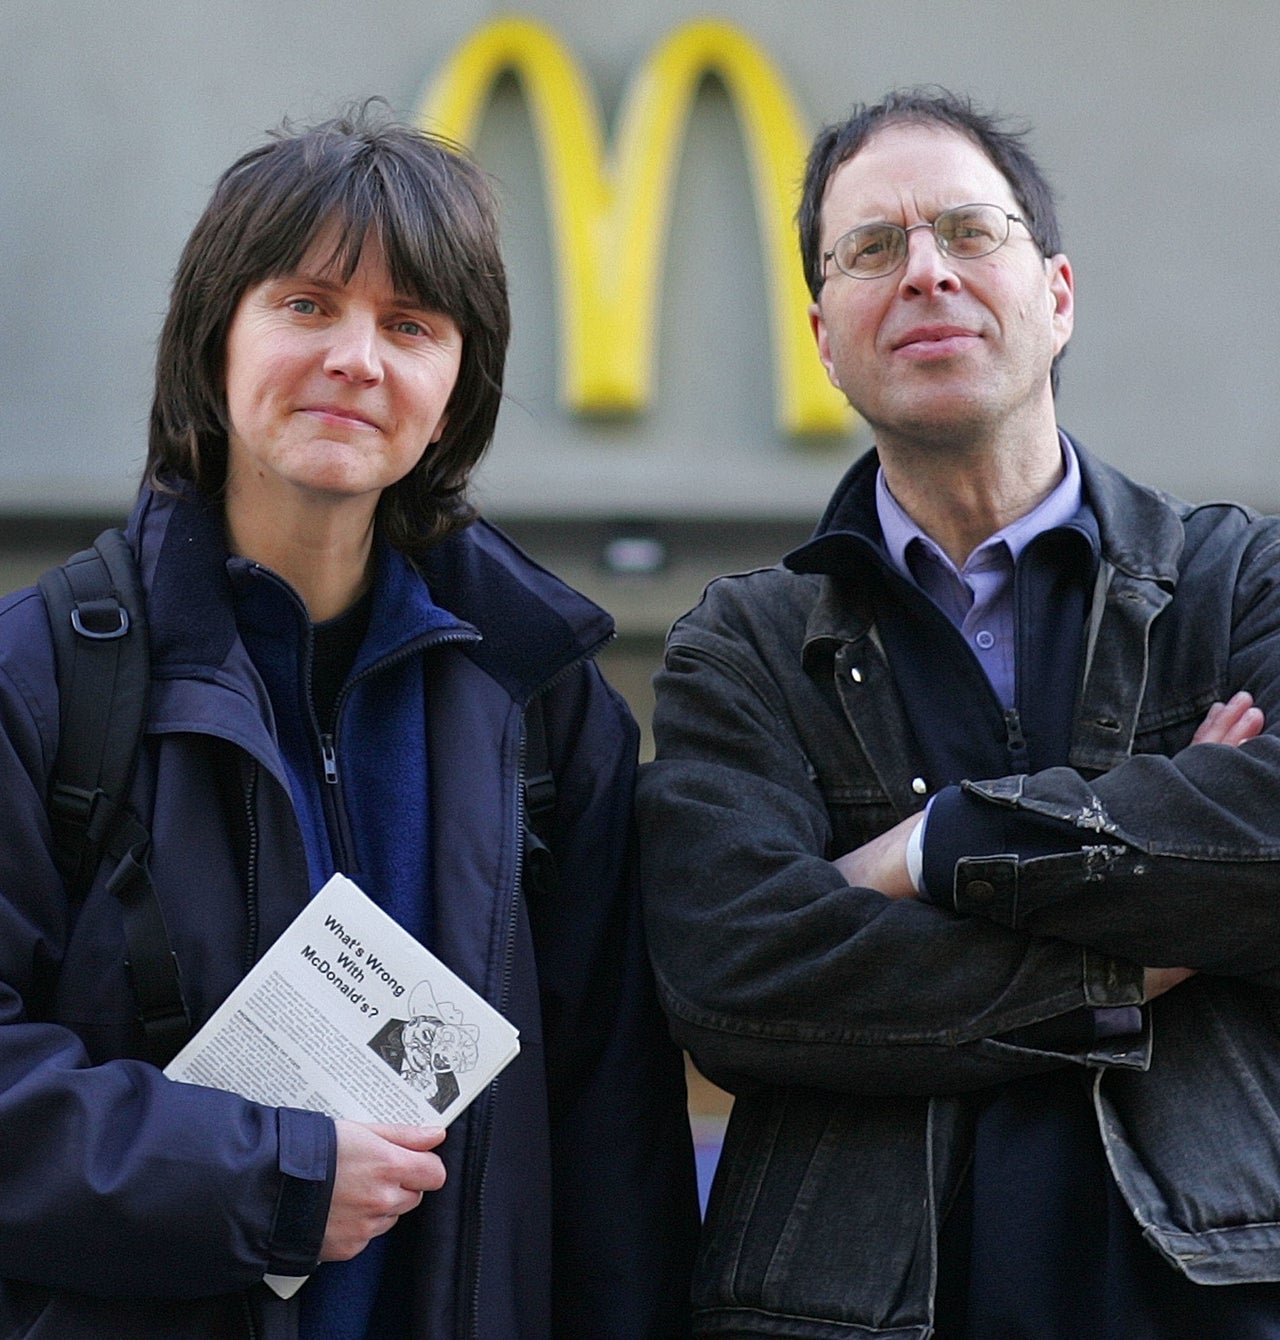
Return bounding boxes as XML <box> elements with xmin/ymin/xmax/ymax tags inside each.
<box><xmin>147</xmin><ymin>101</ymin><xmax>509</xmax><ymax>552</ymax></box>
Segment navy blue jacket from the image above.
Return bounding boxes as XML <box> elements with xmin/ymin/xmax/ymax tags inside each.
<box><xmin>0</xmin><ymin>486</ymin><xmax>697</xmax><ymax>1339</ymax></box>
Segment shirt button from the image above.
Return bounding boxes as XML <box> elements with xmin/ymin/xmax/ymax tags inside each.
<box><xmin>975</xmin><ymin>630</ymin><xmax>995</xmax><ymax>650</ymax></box>
<box><xmin>850</xmin><ymin>666</ymin><xmax>863</xmax><ymax>683</ymax></box>
<box><xmin>911</xmin><ymin>777</ymin><xmax>928</xmax><ymax>795</ymax></box>
<box><xmin>965</xmin><ymin>879</ymin><xmax>996</xmax><ymax>903</ymax></box>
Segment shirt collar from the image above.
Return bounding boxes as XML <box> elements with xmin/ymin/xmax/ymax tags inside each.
<box><xmin>876</xmin><ymin>432</ymin><xmax>1084</xmax><ymax>583</ymax></box>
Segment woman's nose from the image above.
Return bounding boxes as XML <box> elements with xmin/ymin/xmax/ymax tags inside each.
<box><xmin>323</xmin><ymin>314</ymin><xmax>382</xmax><ymax>383</ymax></box>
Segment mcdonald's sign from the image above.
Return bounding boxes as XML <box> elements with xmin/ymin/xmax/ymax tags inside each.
<box><xmin>417</xmin><ymin>18</ymin><xmax>851</xmax><ymax>437</ymax></box>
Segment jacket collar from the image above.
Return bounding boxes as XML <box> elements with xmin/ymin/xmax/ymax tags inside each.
<box><xmin>412</xmin><ymin>516</ymin><xmax>616</xmax><ymax>703</ymax></box>
<box><xmin>785</xmin><ymin>432</ymin><xmax>1185</xmax><ymax>617</ymax></box>
<box><xmin>782</xmin><ymin>434</ymin><xmax>1188</xmax><ymax>774</ymax></box>
<box><xmin>126</xmin><ymin>484</ymin><xmax>615</xmax><ymax>704</ymax></box>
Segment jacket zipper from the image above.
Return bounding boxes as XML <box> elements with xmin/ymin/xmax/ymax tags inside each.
<box><xmin>242</xmin><ymin>761</ymin><xmax>262</xmax><ymax>972</ymax></box>
<box><xmin>239</xmin><ymin>1289</ymin><xmax>258</xmax><ymax>1339</ymax></box>
<box><xmin>463</xmin><ymin>637</ymin><xmax>613</xmax><ymax>1339</ymax></box>
<box><xmin>247</xmin><ymin>557</ymin><xmax>479</xmax><ymax>873</ymax></box>
<box><xmin>314</xmin><ymin>630</ymin><xmax>477</xmax><ymax>873</ymax></box>
<box><xmin>464</xmin><ymin>722</ymin><xmax>530</xmax><ymax>1338</ymax></box>
<box><xmin>1003</xmin><ymin>707</ymin><xmax>1031</xmax><ymax>772</ymax></box>
<box><xmin>304</xmin><ymin>594</ymin><xmax>613</xmax><ymax>1335</ymax></box>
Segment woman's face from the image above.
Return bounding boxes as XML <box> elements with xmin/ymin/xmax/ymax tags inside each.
<box><xmin>223</xmin><ymin>231</ymin><xmax>463</xmax><ymax>525</ymax></box>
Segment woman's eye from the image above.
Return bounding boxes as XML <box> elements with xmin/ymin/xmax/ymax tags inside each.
<box><xmin>395</xmin><ymin>320</ymin><xmax>426</xmax><ymax>337</ymax></box>
<box><xmin>288</xmin><ymin>298</ymin><xmax>319</xmax><ymax>315</ymax></box>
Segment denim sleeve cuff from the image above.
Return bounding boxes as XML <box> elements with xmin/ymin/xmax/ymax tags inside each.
<box><xmin>990</xmin><ymin>951</ymin><xmax>1148</xmax><ymax>1068</ymax></box>
<box><xmin>1082</xmin><ymin>956</ymin><xmax>1150</xmax><ymax>1069</ymax></box>
<box><xmin>920</xmin><ymin>783</ymin><xmax>1095</xmax><ymax>917</ymax></box>
<box><xmin>265</xmin><ymin>1107</ymin><xmax>337</xmax><ymax>1276</ymax></box>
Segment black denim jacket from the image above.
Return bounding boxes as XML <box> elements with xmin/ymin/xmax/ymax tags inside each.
<box><xmin>639</xmin><ymin>438</ymin><xmax>1280</xmax><ymax>1338</ymax></box>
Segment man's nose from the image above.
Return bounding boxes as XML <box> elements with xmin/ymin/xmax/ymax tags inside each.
<box><xmin>897</xmin><ymin>223</ymin><xmax>960</xmax><ymax>294</ymax></box>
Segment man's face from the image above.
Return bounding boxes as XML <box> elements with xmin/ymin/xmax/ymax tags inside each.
<box><xmin>809</xmin><ymin>122</ymin><xmax>1073</xmax><ymax>452</ymax></box>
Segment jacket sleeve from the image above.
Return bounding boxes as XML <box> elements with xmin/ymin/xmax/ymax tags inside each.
<box><xmin>920</xmin><ymin>514</ymin><xmax>1280</xmax><ymax>983</ymax></box>
<box><xmin>532</xmin><ymin>662</ymin><xmax>698</xmax><ymax>1340</ymax></box>
<box><xmin>636</xmin><ymin>582</ymin><xmax>1147</xmax><ymax>1101</ymax></box>
<box><xmin>0</xmin><ymin>594</ymin><xmax>334</xmax><ymax>1301</ymax></box>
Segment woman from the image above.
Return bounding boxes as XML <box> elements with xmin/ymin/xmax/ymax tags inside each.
<box><xmin>0</xmin><ymin>107</ymin><xmax>697</xmax><ymax>1338</ymax></box>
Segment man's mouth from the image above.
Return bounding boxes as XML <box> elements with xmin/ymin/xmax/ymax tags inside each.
<box><xmin>891</xmin><ymin>325</ymin><xmax>980</xmax><ymax>352</ymax></box>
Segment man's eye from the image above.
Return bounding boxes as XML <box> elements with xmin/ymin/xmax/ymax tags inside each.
<box><xmin>939</xmin><ymin>210</ymin><xmax>1003</xmax><ymax>250</ymax></box>
<box><xmin>288</xmin><ymin>298</ymin><xmax>319</xmax><ymax>315</ymax></box>
<box><xmin>844</xmin><ymin>229</ymin><xmax>898</xmax><ymax>268</ymax></box>
<box><xmin>394</xmin><ymin>320</ymin><xmax>427</xmax><ymax>337</ymax></box>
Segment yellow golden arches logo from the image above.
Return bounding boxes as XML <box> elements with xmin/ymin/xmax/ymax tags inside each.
<box><xmin>417</xmin><ymin>17</ymin><xmax>851</xmax><ymax>436</ymax></box>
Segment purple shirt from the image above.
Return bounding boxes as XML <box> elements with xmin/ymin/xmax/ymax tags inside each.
<box><xmin>875</xmin><ymin>436</ymin><xmax>1082</xmax><ymax>709</ymax></box>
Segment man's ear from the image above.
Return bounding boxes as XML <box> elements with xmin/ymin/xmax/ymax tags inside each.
<box><xmin>1047</xmin><ymin>253</ymin><xmax>1074</xmax><ymax>356</ymax></box>
<box><xmin>809</xmin><ymin>301</ymin><xmax>842</xmax><ymax>390</ymax></box>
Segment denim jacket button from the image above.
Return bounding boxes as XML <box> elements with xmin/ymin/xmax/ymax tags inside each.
<box><xmin>965</xmin><ymin>879</ymin><xmax>996</xmax><ymax>903</ymax></box>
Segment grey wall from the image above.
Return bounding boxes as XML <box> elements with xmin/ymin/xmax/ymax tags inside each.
<box><xmin>3</xmin><ymin>0</ymin><xmax>1278</xmax><ymax>521</ymax></box>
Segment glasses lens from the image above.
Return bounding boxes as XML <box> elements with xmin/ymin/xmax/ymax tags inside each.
<box><xmin>936</xmin><ymin>204</ymin><xmax>1008</xmax><ymax>258</ymax></box>
<box><xmin>833</xmin><ymin>223</ymin><xmax>904</xmax><ymax>278</ymax></box>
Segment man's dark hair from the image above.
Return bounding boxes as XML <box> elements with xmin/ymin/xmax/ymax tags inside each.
<box><xmin>798</xmin><ymin>87</ymin><xmax>1062</xmax><ymax>300</ymax></box>
<box><xmin>147</xmin><ymin>101</ymin><xmax>510</xmax><ymax>552</ymax></box>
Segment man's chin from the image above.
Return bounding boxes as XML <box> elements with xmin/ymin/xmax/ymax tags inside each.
<box><xmin>865</xmin><ymin>399</ymin><xmax>996</xmax><ymax>454</ymax></box>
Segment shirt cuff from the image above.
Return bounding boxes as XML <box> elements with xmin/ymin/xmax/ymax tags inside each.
<box><xmin>905</xmin><ymin>803</ymin><xmax>928</xmax><ymax>893</ymax></box>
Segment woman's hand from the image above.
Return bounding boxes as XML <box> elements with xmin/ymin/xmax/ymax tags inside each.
<box><xmin>320</xmin><ymin>1121</ymin><xmax>447</xmax><ymax>1262</ymax></box>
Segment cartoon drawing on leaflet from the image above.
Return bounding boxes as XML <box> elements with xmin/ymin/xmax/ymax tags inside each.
<box><xmin>367</xmin><ymin>980</ymin><xmax>482</xmax><ymax>1114</ymax></box>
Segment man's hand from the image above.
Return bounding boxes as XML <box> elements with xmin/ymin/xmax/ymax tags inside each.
<box><xmin>1142</xmin><ymin>966</ymin><xmax>1196</xmax><ymax>1000</ymax></box>
<box><xmin>320</xmin><ymin>1121</ymin><xmax>447</xmax><ymax>1262</ymax></box>
<box><xmin>1191</xmin><ymin>690</ymin><xmax>1264</xmax><ymax>746</ymax></box>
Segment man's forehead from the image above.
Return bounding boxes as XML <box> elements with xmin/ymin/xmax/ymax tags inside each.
<box><xmin>822</xmin><ymin>122</ymin><xmax>1016</xmax><ymax>225</ymax></box>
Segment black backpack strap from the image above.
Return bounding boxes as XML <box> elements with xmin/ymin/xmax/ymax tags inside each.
<box><xmin>522</xmin><ymin>693</ymin><xmax>556</xmax><ymax>827</ymax></box>
<box><xmin>522</xmin><ymin>693</ymin><xmax>558</xmax><ymax>901</ymax></box>
<box><xmin>38</xmin><ymin>528</ymin><xmax>190</xmax><ymax>1065</ymax></box>
<box><xmin>39</xmin><ymin>529</ymin><xmax>150</xmax><ymax>893</ymax></box>
<box><xmin>104</xmin><ymin>813</ymin><xmax>193</xmax><ymax>1067</ymax></box>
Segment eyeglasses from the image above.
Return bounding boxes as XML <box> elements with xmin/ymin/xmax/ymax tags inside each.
<box><xmin>822</xmin><ymin>203</ymin><xmax>1029</xmax><ymax>281</ymax></box>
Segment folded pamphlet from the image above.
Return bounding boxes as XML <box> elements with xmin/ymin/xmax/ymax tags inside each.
<box><xmin>164</xmin><ymin>872</ymin><xmax>520</xmax><ymax>1296</ymax></box>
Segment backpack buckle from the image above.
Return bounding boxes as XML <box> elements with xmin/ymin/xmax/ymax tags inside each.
<box><xmin>70</xmin><ymin>599</ymin><xmax>130</xmax><ymax>640</ymax></box>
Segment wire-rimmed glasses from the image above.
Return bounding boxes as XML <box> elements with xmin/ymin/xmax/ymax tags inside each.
<box><xmin>823</xmin><ymin>203</ymin><xmax>1029</xmax><ymax>281</ymax></box>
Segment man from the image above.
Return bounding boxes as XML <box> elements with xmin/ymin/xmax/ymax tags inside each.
<box><xmin>637</xmin><ymin>88</ymin><xmax>1280</xmax><ymax>1339</ymax></box>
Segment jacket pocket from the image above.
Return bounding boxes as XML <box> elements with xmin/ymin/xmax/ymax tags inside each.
<box><xmin>695</xmin><ymin>1086</ymin><xmax>935</xmax><ymax>1334</ymax></box>
<box><xmin>1099</xmin><ymin>978</ymin><xmax>1280</xmax><ymax>1284</ymax></box>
